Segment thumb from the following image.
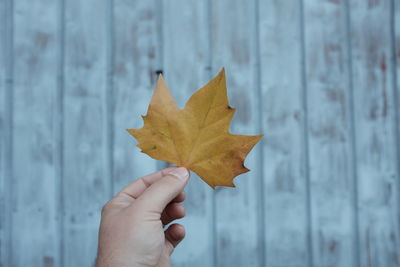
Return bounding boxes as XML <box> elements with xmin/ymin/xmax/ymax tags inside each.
<box><xmin>135</xmin><ymin>167</ymin><xmax>189</xmax><ymax>214</ymax></box>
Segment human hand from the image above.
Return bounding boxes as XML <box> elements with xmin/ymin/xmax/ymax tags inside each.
<box><xmin>95</xmin><ymin>167</ymin><xmax>190</xmax><ymax>267</ymax></box>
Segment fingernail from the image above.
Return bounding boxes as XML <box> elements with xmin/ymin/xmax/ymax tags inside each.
<box><xmin>169</xmin><ymin>167</ymin><xmax>189</xmax><ymax>181</ymax></box>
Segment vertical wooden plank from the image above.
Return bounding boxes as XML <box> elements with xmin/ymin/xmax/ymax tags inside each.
<box><xmin>258</xmin><ymin>0</ymin><xmax>310</xmax><ymax>266</ymax></box>
<box><xmin>63</xmin><ymin>0</ymin><xmax>109</xmax><ymax>265</ymax></box>
<box><xmin>11</xmin><ymin>0</ymin><xmax>61</xmax><ymax>266</ymax></box>
<box><xmin>349</xmin><ymin>0</ymin><xmax>400</xmax><ymax>266</ymax></box>
<box><xmin>0</xmin><ymin>0</ymin><xmax>10</xmax><ymax>266</ymax></box>
<box><xmin>394</xmin><ymin>0</ymin><xmax>400</xmax><ymax>246</ymax></box>
<box><xmin>162</xmin><ymin>1</ymin><xmax>214</xmax><ymax>266</ymax></box>
<box><xmin>303</xmin><ymin>1</ymin><xmax>357</xmax><ymax>267</ymax></box>
<box><xmin>211</xmin><ymin>0</ymin><xmax>263</xmax><ymax>266</ymax></box>
<box><xmin>395</xmin><ymin>0</ymin><xmax>400</xmax><ymax>114</ymax></box>
<box><xmin>112</xmin><ymin>0</ymin><xmax>158</xmax><ymax>195</ymax></box>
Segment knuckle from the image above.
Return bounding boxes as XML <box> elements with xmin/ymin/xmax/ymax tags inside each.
<box><xmin>101</xmin><ymin>201</ymin><xmax>112</xmax><ymax>215</ymax></box>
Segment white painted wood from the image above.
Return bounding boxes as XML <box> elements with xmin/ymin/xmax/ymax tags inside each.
<box><xmin>258</xmin><ymin>0</ymin><xmax>310</xmax><ymax>266</ymax></box>
<box><xmin>211</xmin><ymin>0</ymin><xmax>263</xmax><ymax>266</ymax></box>
<box><xmin>0</xmin><ymin>0</ymin><xmax>10</xmax><ymax>266</ymax></box>
<box><xmin>394</xmin><ymin>0</ymin><xmax>400</xmax><ymax>258</ymax></box>
<box><xmin>112</xmin><ymin>0</ymin><xmax>158</xmax><ymax>195</ymax></box>
<box><xmin>2</xmin><ymin>1</ymin><xmax>400</xmax><ymax>266</ymax></box>
<box><xmin>63</xmin><ymin>0</ymin><xmax>110</xmax><ymax>265</ymax></box>
<box><xmin>349</xmin><ymin>0</ymin><xmax>400</xmax><ymax>266</ymax></box>
<box><xmin>395</xmin><ymin>0</ymin><xmax>400</xmax><ymax>138</ymax></box>
<box><xmin>11</xmin><ymin>0</ymin><xmax>61</xmax><ymax>266</ymax></box>
<box><xmin>162</xmin><ymin>1</ymin><xmax>214</xmax><ymax>266</ymax></box>
<box><xmin>303</xmin><ymin>1</ymin><xmax>357</xmax><ymax>266</ymax></box>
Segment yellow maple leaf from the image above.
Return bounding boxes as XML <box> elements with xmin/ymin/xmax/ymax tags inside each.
<box><xmin>128</xmin><ymin>69</ymin><xmax>263</xmax><ymax>188</ymax></box>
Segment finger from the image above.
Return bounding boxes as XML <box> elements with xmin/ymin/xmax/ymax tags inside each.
<box><xmin>116</xmin><ymin>167</ymin><xmax>177</xmax><ymax>200</ymax></box>
<box><xmin>135</xmin><ymin>167</ymin><xmax>189</xmax><ymax>214</ymax></box>
<box><xmin>164</xmin><ymin>224</ymin><xmax>185</xmax><ymax>255</ymax></box>
<box><xmin>172</xmin><ymin>191</ymin><xmax>186</xmax><ymax>203</ymax></box>
<box><xmin>161</xmin><ymin>202</ymin><xmax>185</xmax><ymax>225</ymax></box>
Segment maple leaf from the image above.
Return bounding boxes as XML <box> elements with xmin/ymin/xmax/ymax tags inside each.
<box><xmin>128</xmin><ymin>69</ymin><xmax>263</xmax><ymax>188</ymax></box>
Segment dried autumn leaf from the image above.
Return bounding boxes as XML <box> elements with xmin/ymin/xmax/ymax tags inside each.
<box><xmin>128</xmin><ymin>69</ymin><xmax>263</xmax><ymax>188</ymax></box>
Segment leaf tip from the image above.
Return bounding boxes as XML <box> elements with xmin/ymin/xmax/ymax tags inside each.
<box><xmin>156</xmin><ymin>73</ymin><xmax>166</xmax><ymax>87</ymax></box>
<box><xmin>254</xmin><ymin>135</ymin><xmax>264</xmax><ymax>147</ymax></box>
<box><xmin>220</xmin><ymin>67</ymin><xmax>226</xmax><ymax>75</ymax></box>
<box><xmin>217</xmin><ymin>68</ymin><xmax>226</xmax><ymax>82</ymax></box>
<box><xmin>127</xmin><ymin>128</ymin><xmax>138</xmax><ymax>136</ymax></box>
<box><xmin>242</xmin><ymin>164</ymin><xmax>250</xmax><ymax>173</ymax></box>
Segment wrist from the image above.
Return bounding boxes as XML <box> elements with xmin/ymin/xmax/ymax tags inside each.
<box><xmin>95</xmin><ymin>255</ymin><xmax>149</xmax><ymax>267</ymax></box>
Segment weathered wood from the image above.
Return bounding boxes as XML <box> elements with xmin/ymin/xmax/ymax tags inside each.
<box><xmin>211</xmin><ymin>0</ymin><xmax>263</xmax><ymax>266</ymax></box>
<box><xmin>63</xmin><ymin>0</ymin><xmax>110</xmax><ymax>265</ymax></box>
<box><xmin>11</xmin><ymin>0</ymin><xmax>61</xmax><ymax>266</ymax></box>
<box><xmin>162</xmin><ymin>1</ymin><xmax>214</xmax><ymax>266</ymax></box>
<box><xmin>391</xmin><ymin>0</ymin><xmax>400</xmax><ymax>262</ymax></box>
<box><xmin>3</xmin><ymin>1</ymin><xmax>400</xmax><ymax>266</ymax></box>
<box><xmin>112</xmin><ymin>0</ymin><xmax>158</xmax><ymax>195</ymax></box>
<box><xmin>303</xmin><ymin>1</ymin><xmax>357</xmax><ymax>266</ymax></box>
<box><xmin>349</xmin><ymin>0</ymin><xmax>400</xmax><ymax>266</ymax></box>
<box><xmin>394</xmin><ymin>0</ymin><xmax>400</xmax><ymax>249</ymax></box>
<box><xmin>0</xmin><ymin>0</ymin><xmax>10</xmax><ymax>266</ymax></box>
<box><xmin>258</xmin><ymin>0</ymin><xmax>310</xmax><ymax>266</ymax></box>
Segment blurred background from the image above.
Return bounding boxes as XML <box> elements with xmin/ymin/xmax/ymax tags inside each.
<box><xmin>1</xmin><ymin>0</ymin><xmax>399</xmax><ymax>266</ymax></box>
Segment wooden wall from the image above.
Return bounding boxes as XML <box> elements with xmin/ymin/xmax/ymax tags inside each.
<box><xmin>1</xmin><ymin>0</ymin><xmax>399</xmax><ymax>266</ymax></box>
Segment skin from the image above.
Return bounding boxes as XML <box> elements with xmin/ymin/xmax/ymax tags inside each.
<box><xmin>96</xmin><ymin>167</ymin><xmax>190</xmax><ymax>267</ymax></box>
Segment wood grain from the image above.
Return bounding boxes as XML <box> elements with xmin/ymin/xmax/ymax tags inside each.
<box><xmin>63</xmin><ymin>0</ymin><xmax>110</xmax><ymax>265</ymax></box>
<box><xmin>0</xmin><ymin>0</ymin><xmax>10</xmax><ymax>266</ymax></box>
<box><xmin>349</xmin><ymin>0</ymin><xmax>400</xmax><ymax>266</ymax></box>
<box><xmin>11</xmin><ymin>0</ymin><xmax>61</xmax><ymax>266</ymax></box>
<box><xmin>259</xmin><ymin>0</ymin><xmax>310</xmax><ymax>266</ymax></box>
<box><xmin>304</xmin><ymin>1</ymin><xmax>358</xmax><ymax>266</ymax></box>
<box><xmin>211</xmin><ymin>0</ymin><xmax>263</xmax><ymax>266</ymax></box>
<box><xmin>394</xmin><ymin>0</ymin><xmax>400</xmax><ymax>254</ymax></box>
<box><xmin>162</xmin><ymin>1</ymin><xmax>214</xmax><ymax>266</ymax></box>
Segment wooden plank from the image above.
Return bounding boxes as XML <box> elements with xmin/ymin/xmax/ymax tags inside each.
<box><xmin>63</xmin><ymin>0</ymin><xmax>110</xmax><ymax>265</ymax></box>
<box><xmin>394</xmin><ymin>0</ymin><xmax>400</xmax><ymax>248</ymax></box>
<box><xmin>112</xmin><ymin>0</ymin><xmax>158</xmax><ymax>195</ymax></box>
<box><xmin>211</xmin><ymin>0</ymin><xmax>263</xmax><ymax>266</ymax></box>
<box><xmin>349</xmin><ymin>0</ymin><xmax>400</xmax><ymax>266</ymax></box>
<box><xmin>162</xmin><ymin>1</ymin><xmax>214</xmax><ymax>266</ymax></box>
<box><xmin>0</xmin><ymin>0</ymin><xmax>10</xmax><ymax>266</ymax></box>
<box><xmin>258</xmin><ymin>0</ymin><xmax>310</xmax><ymax>266</ymax></box>
<box><xmin>303</xmin><ymin>1</ymin><xmax>357</xmax><ymax>267</ymax></box>
<box><xmin>11</xmin><ymin>0</ymin><xmax>61</xmax><ymax>266</ymax></box>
